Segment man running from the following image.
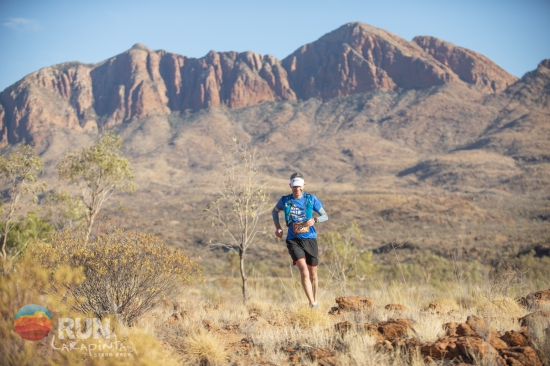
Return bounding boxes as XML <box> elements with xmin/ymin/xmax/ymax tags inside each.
<box><xmin>272</xmin><ymin>172</ymin><xmax>328</xmax><ymax>308</ymax></box>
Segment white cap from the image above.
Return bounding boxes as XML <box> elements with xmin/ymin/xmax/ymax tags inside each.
<box><xmin>290</xmin><ymin>177</ymin><xmax>305</xmax><ymax>187</ymax></box>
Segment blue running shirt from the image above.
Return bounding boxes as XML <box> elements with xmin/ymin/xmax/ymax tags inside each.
<box><xmin>275</xmin><ymin>193</ymin><xmax>323</xmax><ymax>239</ymax></box>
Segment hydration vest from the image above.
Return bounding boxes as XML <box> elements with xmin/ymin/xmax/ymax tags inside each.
<box><xmin>283</xmin><ymin>193</ymin><xmax>313</xmax><ymax>227</ymax></box>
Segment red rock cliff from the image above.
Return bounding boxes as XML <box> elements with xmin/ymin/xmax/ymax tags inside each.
<box><xmin>0</xmin><ymin>22</ymin><xmax>519</xmax><ymax>148</ymax></box>
<box><xmin>412</xmin><ymin>35</ymin><xmax>518</xmax><ymax>93</ymax></box>
<box><xmin>282</xmin><ymin>22</ymin><xmax>459</xmax><ymax>100</ymax></box>
<box><xmin>0</xmin><ymin>44</ymin><xmax>296</xmax><ymax>147</ymax></box>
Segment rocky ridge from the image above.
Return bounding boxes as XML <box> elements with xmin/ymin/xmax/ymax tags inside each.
<box><xmin>412</xmin><ymin>35</ymin><xmax>518</xmax><ymax>93</ymax></box>
<box><xmin>0</xmin><ymin>22</ymin><xmax>519</xmax><ymax>148</ymax></box>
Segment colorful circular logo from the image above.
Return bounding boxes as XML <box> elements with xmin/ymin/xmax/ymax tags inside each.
<box><xmin>14</xmin><ymin>304</ymin><xmax>53</xmax><ymax>341</ymax></box>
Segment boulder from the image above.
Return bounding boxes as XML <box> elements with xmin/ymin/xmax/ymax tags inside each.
<box><xmin>444</xmin><ymin>322</ymin><xmax>459</xmax><ymax>336</ymax></box>
<box><xmin>309</xmin><ymin>348</ymin><xmax>341</xmax><ymax>366</ymax></box>
<box><xmin>376</xmin><ymin>318</ymin><xmax>415</xmax><ymax>341</ymax></box>
<box><xmin>334</xmin><ymin>321</ymin><xmax>354</xmax><ymax>334</ymax></box>
<box><xmin>419</xmin><ymin>336</ymin><xmax>463</xmax><ymax>359</ymax></box>
<box><xmin>385</xmin><ymin>303</ymin><xmax>408</xmax><ymax>312</ymax></box>
<box><xmin>519</xmin><ymin>310</ymin><xmax>550</xmax><ymax>326</ymax></box>
<box><xmin>500</xmin><ymin>346</ymin><xmax>542</xmax><ymax>366</ymax></box>
<box><xmin>502</xmin><ymin>329</ymin><xmax>530</xmax><ymax>347</ymax></box>
<box><xmin>519</xmin><ymin>289</ymin><xmax>550</xmax><ymax>308</ymax></box>
<box><xmin>456</xmin><ymin>323</ymin><xmax>479</xmax><ymax>337</ymax></box>
<box><xmin>423</xmin><ymin>355</ymin><xmax>437</xmax><ymax>365</ymax></box>
<box><xmin>465</xmin><ymin>315</ymin><xmax>490</xmax><ymax>336</ymax></box>
<box><xmin>413</xmin><ymin>336</ymin><xmax>504</xmax><ymax>365</ymax></box>
<box><xmin>334</xmin><ymin>318</ymin><xmax>413</xmax><ymax>342</ymax></box>
<box><xmin>180</xmin><ymin>310</ymin><xmax>197</xmax><ymax>319</ymax></box>
<box><xmin>167</xmin><ymin>312</ymin><xmax>182</xmax><ymax>324</ymax></box>
<box><xmin>335</xmin><ymin>296</ymin><xmax>374</xmax><ymax>311</ymax></box>
<box><xmin>488</xmin><ymin>335</ymin><xmax>508</xmax><ymax>351</ymax></box>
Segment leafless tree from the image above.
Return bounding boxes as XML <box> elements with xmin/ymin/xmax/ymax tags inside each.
<box><xmin>204</xmin><ymin>138</ymin><xmax>270</xmax><ymax>303</ymax></box>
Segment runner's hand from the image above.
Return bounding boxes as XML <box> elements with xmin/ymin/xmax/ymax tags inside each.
<box><xmin>306</xmin><ymin>218</ymin><xmax>315</xmax><ymax>227</ymax></box>
<box><xmin>275</xmin><ymin>229</ymin><xmax>283</xmax><ymax>238</ymax></box>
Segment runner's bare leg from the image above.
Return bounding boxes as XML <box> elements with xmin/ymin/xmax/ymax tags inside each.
<box><xmin>308</xmin><ymin>265</ymin><xmax>318</xmax><ymax>303</ymax></box>
<box><xmin>296</xmin><ymin>259</ymin><xmax>315</xmax><ymax>305</ymax></box>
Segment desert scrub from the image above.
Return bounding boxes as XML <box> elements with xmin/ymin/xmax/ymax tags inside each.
<box><xmin>29</xmin><ymin>225</ymin><xmax>202</xmax><ymax>325</ymax></box>
<box><xmin>320</xmin><ymin>220</ymin><xmax>377</xmax><ymax>290</ymax></box>
<box><xmin>289</xmin><ymin>305</ymin><xmax>330</xmax><ymax>328</ymax></box>
<box><xmin>377</xmin><ymin>251</ymin><xmax>485</xmax><ymax>288</ymax></box>
<box><xmin>179</xmin><ymin>330</ymin><xmax>229</xmax><ymax>366</ymax></box>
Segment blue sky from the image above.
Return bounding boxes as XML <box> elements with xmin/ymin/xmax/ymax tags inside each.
<box><xmin>1</xmin><ymin>0</ymin><xmax>549</xmax><ymax>91</ymax></box>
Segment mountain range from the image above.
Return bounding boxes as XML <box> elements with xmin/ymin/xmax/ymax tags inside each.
<box><xmin>0</xmin><ymin>22</ymin><xmax>525</xmax><ymax>147</ymax></box>
<box><xmin>0</xmin><ymin>22</ymin><xmax>548</xmax><ymax>263</ymax></box>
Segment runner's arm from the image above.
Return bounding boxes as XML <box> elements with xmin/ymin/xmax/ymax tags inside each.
<box><xmin>314</xmin><ymin>207</ymin><xmax>328</xmax><ymax>223</ymax></box>
<box><xmin>272</xmin><ymin>206</ymin><xmax>282</xmax><ymax>230</ymax></box>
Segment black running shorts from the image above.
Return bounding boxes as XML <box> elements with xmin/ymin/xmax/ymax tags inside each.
<box><xmin>286</xmin><ymin>238</ymin><xmax>319</xmax><ymax>266</ymax></box>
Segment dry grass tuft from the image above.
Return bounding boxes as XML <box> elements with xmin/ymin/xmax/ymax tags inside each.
<box><xmin>422</xmin><ymin>296</ymin><xmax>460</xmax><ymax>313</ymax></box>
<box><xmin>246</xmin><ymin>300</ymin><xmax>272</xmax><ymax>314</ymax></box>
<box><xmin>475</xmin><ymin>296</ymin><xmax>526</xmax><ymax>319</ymax></box>
<box><xmin>289</xmin><ymin>305</ymin><xmax>331</xmax><ymax>328</ymax></box>
<box><xmin>346</xmin><ymin>344</ymin><xmax>388</xmax><ymax>366</ymax></box>
<box><xmin>180</xmin><ymin>330</ymin><xmax>229</xmax><ymax>366</ymax></box>
<box><xmin>408</xmin><ymin>312</ymin><xmax>446</xmax><ymax>342</ymax></box>
<box><xmin>485</xmin><ymin>315</ymin><xmax>522</xmax><ymax>334</ymax></box>
<box><xmin>123</xmin><ymin>330</ymin><xmax>183</xmax><ymax>366</ymax></box>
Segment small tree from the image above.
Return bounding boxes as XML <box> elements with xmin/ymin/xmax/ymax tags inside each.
<box><xmin>57</xmin><ymin>131</ymin><xmax>134</xmax><ymax>240</ymax></box>
<box><xmin>0</xmin><ymin>144</ymin><xmax>44</xmax><ymax>273</ymax></box>
<box><xmin>321</xmin><ymin>221</ymin><xmax>376</xmax><ymax>292</ymax></box>
<box><xmin>204</xmin><ymin>139</ymin><xmax>270</xmax><ymax>303</ymax></box>
<box><xmin>43</xmin><ymin>189</ymin><xmax>87</xmax><ymax>230</ymax></box>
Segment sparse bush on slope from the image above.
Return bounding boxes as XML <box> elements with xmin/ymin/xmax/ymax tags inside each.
<box><xmin>320</xmin><ymin>220</ymin><xmax>377</xmax><ymax>291</ymax></box>
<box><xmin>29</xmin><ymin>224</ymin><xmax>202</xmax><ymax>325</ymax></box>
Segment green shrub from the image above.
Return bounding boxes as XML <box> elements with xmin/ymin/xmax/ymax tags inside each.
<box><xmin>29</xmin><ymin>225</ymin><xmax>202</xmax><ymax>325</ymax></box>
<box><xmin>509</xmin><ymin>251</ymin><xmax>550</xmax><ymax>288</ymax></box>
<box><xmin>378</xmin><ymin>251</ymin><xmax>484</xmax><ymax>288</ymax></box>
<box><xmin>1</xmin><ymin>211</ymin><xmax>54</xmax><ymax>257</ymax></box>
<box><xmin>320</xmin><ymin>221</ymin><xmax>377</xmax><ymax>288</ymax></box>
